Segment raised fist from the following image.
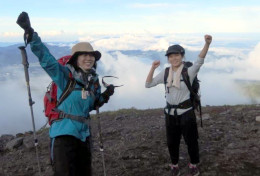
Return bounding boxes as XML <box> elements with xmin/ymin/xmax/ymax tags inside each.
<box><xmin>17</xmin><ymin>12</ymin><xmax>31</xmax><ymax>31</ymax></box>
<box><xmin>17</xmin><ymin>12</ymin><xmax>34</xmax><ymax>45</ymax></box>
<box><xmin>205</xmin><ymin>35</ymin><xmax>212</xmax><ymax>45</ymax></box>
<box><xmin>152</xmin><ymin>60</ymin><xmax>160</xmax><ymax>69</ymax></box>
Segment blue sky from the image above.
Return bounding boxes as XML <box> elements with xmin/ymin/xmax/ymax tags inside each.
<box><xmin>0</xmin><ymin>0</ymin><xmax>260</xmax><ymax>42</ymax></box>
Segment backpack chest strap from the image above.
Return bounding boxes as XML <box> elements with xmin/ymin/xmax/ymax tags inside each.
<box><xmin>51</xmin><ymin>109</ymin><xmax>90</xmax><ymax>125</ymax></box>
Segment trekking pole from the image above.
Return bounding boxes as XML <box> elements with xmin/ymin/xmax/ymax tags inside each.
<box><xmin>96</xmin><ymin>106</ymin><xmax>107</xmax><ymax>176</ymax></box>
<box><xmin>19</xmin><ymin>46</ymin><xmax>42</xmax><ymax>176</ymax></box>
<box><xmin>97</xmin><ymin>76</ymin><xmax>123</xmax><ymax>176</ymax></box>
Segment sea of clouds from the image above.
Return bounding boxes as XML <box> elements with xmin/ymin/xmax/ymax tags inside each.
<box><xmin>0</xmin><ymin>33</ymin><xmax>259</xmax><ymax>134</ymax></box>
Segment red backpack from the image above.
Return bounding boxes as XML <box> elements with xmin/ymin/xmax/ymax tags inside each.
<box><xmin>43</xmin><ymin>55</ymin><xmax>76</xmax><ymax>125</ymax></box>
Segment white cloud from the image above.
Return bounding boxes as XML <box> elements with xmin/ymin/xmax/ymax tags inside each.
<box><xmin>146</xmin><ymin>38</ymin><xmax>169</xmax><ymax>51</ymax></box>
<box><xmin>203</xmin><ymin>42</ymin><xmax>260</xmax><ymax>78</ymax></box>
<box><xmin>1</xmin><ymin>35</ymin><xmax>259</xmax><ymax>135</ymax></box>
<box><xmin>247</xmin><ymin>43</ymin><xmax>260</xmax><ymax>67</ymax></box>
<box><xmin>93</xmin><ymin>34</ymin><xmax>170</xmax><ymax>51</ymax></box>
<box><xmin>199</xmin><ymin>73</ymin><xmax>250</xmax><ymax>105</ymax></box>
<box><xmin>1</xmin><ymin>10</ymin><xmax>260</xmax><ymax>42</ymax></box>
<box><xmin>0</xmin><ymin>66</ymin><xmax>50</xmax><ymax>135</ymax></box>
<box><xmin>1</xmin><ymin>3</ymin><xmax>260</xmax><ymax>42</ymax></box>
<box><xmin>63</xmin><ymin>0</ymin><xmax>85</xmax><ymax>3</ymax></box>
<box><xmin>130</xmin><ymin>3</ymin><xmax>174</xmax><ymax>8</ymax></box>
<box><xmin>200</xmin><ymin>42</ymin><xmax>260</xmax><ymax>104</ymax></box>
<box><xmin>0</xmin><ymin>51</ymin><xmax>165</xmax><ymax>135</ymax></box>
<box><xmin>209</xmin><ymin>47</ymin><xmax>247</xmax><ymax>56</ymax></box>
<box><xmin>129</xmin><ymin>2</ymin><xmax>190</xmax><ymax>9</ymax></box>
<box><xmin>97</xmin><ymin>51</ymin><xmax>165</xmax><ymax>110</ymax></box>
<box><xmin>223</xmin><ymin>6</ymin><xmax>260</xmax><ymax>13</ymax></box>
<box><xmin>2</xmin><ymin>32</ymin><xmax>20</xmax><ymax>37</ymax></box>
<box><xmin>231</xmin><ymin>42</ymin><xmax>260</xmax><ymax>80</ymax></box>
<box><xmin>204</xmin><ymin>56</ymin><xmax>246</xmax><ymax>71</ymax></box>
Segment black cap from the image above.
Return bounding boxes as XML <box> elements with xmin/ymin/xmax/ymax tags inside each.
<box><xmin>165</xmin><ymin>44</ymin><xmax>185</xmax><ymax>56</ymax></box>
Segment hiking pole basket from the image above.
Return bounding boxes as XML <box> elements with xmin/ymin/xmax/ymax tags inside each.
<box><xmin>19</xmin><ymin>46</ymin><xmax>42</xmax><ymax>176</ymax></box>
<box><xmin>96</xmin><ymin>106</ymin><xmax>107</xmax><ymax>176</ymax></box>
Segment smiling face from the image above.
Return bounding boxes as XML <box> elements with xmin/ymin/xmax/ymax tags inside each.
<box><xmin>168</xmin><ymin>53</ymin><xmax>183</xmax><ymax>68</ymax></box>
<box><xmin>77</xmin><ymin>53</ymin><xmax>95</xmax><ymax>71</ymax></box>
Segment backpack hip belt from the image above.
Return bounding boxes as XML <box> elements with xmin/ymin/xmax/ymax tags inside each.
<box><xmin>166</xmin><ymin>99</ymin><xmax>192</xmax><ymax>110</ymax></box>
<box><xmin>51</xmin><ymin>109</ymin><xmax>90</xmax><ymax>125</ymax></box>
<box><xmin>165</xmin><ymin>99</ymin><xmax>192</xmax><ymax>125</ymax></box>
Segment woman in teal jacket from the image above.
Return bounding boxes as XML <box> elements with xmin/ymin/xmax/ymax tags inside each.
<box><xmin>17</xmin><ymin>12</ymin><xmax>114</xmax><ymax>176</ymax></box>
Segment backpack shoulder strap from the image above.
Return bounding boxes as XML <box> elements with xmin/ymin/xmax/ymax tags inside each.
<box><xmin>164</xmin><ymin>67</ymin><xmax>170</xmax><ymax>93</ymax></box>
<box><xmin>182</xmin><ymin>66</ymin><xmax>203</xmax><ymax>127</ymax></box>
<box><xmin>56</xmin><ymin>74</ymin><xmax>77</xmax><ymax>107</ymax></box>
<box><xmin>164</xmin><ymin>67</ymin><xmax>170</xmax><ymax>84</ymax></box>
<box><xmin>181</xmin><ymin>67</ymin><xmax>193</xmax><ymax>93</ymax></box>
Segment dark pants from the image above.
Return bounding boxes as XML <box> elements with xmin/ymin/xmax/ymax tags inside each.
<box><xmin>165</xmin><ymin>109</ymin><xmax>199</xmax><ymax>165</ymax></box>
<box><xmin>51</xmin><ymin>135</ymin><xmax>92</xmax><ymax>176</ymax></box>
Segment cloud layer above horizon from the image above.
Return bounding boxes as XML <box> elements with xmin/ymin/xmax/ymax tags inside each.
<box><xmin>0</xmin><ymin>33</ymin><xmax>260</xmax><ymax>135</ymax></box>
<box><xmin>1</xmin><ymin>0</ymin><xmax>260</xmax><ymax>42</ymax></box>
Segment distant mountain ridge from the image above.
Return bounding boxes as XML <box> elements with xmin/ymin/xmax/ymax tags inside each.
<box><xmin>0</xmin><ymin>43</ymin><xmax>71</xmax><ymax>67</ymax></box>
<box><xmin>0</xmin><ymin>42</ymin><xmax>203</xmax><ymax>69</ymax></box>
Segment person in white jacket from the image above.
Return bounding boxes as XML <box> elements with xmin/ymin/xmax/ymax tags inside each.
<box><xmin>145</xmin><ymin>35</ymin><xmax>212</xmax><ymax>176</ymax></box>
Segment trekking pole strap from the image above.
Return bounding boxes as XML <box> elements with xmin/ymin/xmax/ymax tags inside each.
<box><xmin>102</xmin><ymin>76</ymin><xmax>123</xmax><ymax>88</ymax></box>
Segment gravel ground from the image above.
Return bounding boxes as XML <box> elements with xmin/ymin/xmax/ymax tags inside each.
<box><xmin>1</xmin><ymin>105</ymin><xmax>260</xmax><ymax>176</ymax></box>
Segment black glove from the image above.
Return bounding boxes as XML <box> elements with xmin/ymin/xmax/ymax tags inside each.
<box><xmin>16</xmin><ymin>12</ymin><xmax>34</xmax><ymax>45</ymax></box>
<box><xmin>104</xmin><ymin>84</ymin><xmax>115</xmax><ymax>96</ymax></box>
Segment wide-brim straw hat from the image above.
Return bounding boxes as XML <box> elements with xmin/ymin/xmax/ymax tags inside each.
<box><xmin>67</xmin><ymin>42</ymin><xmax>101</xmax><ymax>64</ymax></box>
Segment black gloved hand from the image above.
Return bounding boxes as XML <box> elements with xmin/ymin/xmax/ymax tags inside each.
<box><xmin>104</xmin><ymin>84</ymin><xmax>115</xmax><ymax>96</ymax></box>
<box><xmin>16</xmin><ymin>12</ymin><xmax>34</xmax><ymax>45</ymax></box>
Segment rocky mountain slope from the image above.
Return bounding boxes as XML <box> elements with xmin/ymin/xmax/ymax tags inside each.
<box><xmin>0</xmin><ymin>105</ymin><xmax>260</xmax><ymax>176</ymax></box>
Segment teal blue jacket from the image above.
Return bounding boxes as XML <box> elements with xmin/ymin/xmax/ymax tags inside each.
<box><xmin>30</xmin><ymin>33</ymin><xmax>107</xmax><ymax>142</ymax></box>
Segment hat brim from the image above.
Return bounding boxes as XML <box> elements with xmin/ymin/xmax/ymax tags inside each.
<box><xmin>165</xmin><ymin>51</ymin><xmax>181</xmax><ymax>56</ymax></box>
<box><xmin>67</xmin><ymin>51</ymin><xmax>101</xmax><ymax>64</ymax></box>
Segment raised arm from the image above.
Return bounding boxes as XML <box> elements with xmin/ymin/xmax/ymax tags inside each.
<box><xmin>199</xmin><ymin>35</ymin><xmax>212</xmax><ymax>59</ymax></box>
<box><xmin>188</xmin><ymin>35</ymin><xmax>212</xmax><ymax>82</ymax></box>
<box><xmin>17</xmin><ymin>12</ymin><xmax>69</xmax><ymax>89</ymax></box>
<box><xmin>145</xmin><ymin>60</ymin><xmax>164</xmax><ymax>88</ymax></box>
<box><xmin>146</xmin><ymin>60</ymin><xmax>160</xmax><ymax>83</ymax></box>
<box><xmin>30</xmin><ymin>33</ymin><xmax>69</xmax><ymax>86</ymax></box>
